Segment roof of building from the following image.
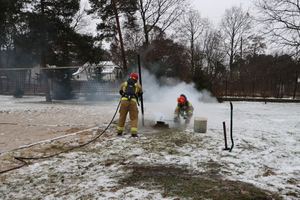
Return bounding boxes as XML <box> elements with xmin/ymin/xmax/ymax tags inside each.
<box><xmin>72</xmin><ymin>61</ymin><xmax>120</xmax><ymax>76</ymax></box>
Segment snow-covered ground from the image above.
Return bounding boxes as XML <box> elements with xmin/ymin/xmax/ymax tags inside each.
<box><xmin>0</xmin><ymin>93</ymin><xmax>299</xmax><ymax>199</ymax></box>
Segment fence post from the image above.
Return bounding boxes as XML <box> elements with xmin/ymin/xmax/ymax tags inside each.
<box><xmin>225</xmin><ymin>80</ymin><xmax>228</xmax><ymax>97</ymax></box>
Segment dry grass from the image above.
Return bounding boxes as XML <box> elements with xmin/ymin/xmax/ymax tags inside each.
<box><xmin>120</xmin><ymin>164</ymin><xmax>282</xmax><ymax>200</ymax></box>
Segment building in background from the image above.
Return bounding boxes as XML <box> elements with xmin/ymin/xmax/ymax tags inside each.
<box><xmin>72</xmin><ymin>61</ymin><xmax>121</xmax><ymax>81</ymax></box>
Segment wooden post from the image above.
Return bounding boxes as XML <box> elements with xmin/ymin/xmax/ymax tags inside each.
<box><xmin>223</xmin><ymin>121</ymin><xmax>230</xmax><ymax>150</ymax></box>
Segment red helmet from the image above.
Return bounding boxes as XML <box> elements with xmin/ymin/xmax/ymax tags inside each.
<box><xmin>177</xmin><ymin>96</ymin><xmax>186</xmax><ymax>104</ymax></box>
<box><xmin>130</xmin><ymin>72</ymin><xmax>138</xmax><ymax>80</ymax></box>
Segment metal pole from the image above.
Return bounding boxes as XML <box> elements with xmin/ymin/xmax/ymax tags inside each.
<box><xmin>253</xmin><ymin>81</ymin><xmax>255</xmax><ymax>98</ymax></box>
<box><xmin>138</xmin><ymin>54</ymin><xmax>144</xmax><ymax>126</ymax></box>
<box><xmin>225</xmin><ymin>80</ymin><xmax>228</xmax><ymax>97</ymax></box>
<box><xmin>229</xmin><ymin>102</ymin><xmax>234</xmax><ymax>152</ymax></box>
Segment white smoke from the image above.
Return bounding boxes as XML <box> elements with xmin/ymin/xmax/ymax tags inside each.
<box><xmin>139</xmin><ymin>69</ymin><xmax>218</xmax><ymax>128</ymax></box>
<box><xmin>141</xmin><ymin>69</ymin><xmax>217</xmax><ymax>104</ymax></box>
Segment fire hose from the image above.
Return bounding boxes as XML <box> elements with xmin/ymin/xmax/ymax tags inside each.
<box><xmin>0</xmin><ymin>100</ymin><xmax>121</xmax><ymax>174</ymax></box>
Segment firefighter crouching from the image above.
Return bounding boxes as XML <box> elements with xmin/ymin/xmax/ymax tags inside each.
<box><xmin>117</xmin><ymin>72</ymin><xmax>143</xmax><ymax>137</ymax></box>
<box><xmin>174</xmin><ymin>94</ymin><xmax>194</xmax><ymax>125</ymax></box>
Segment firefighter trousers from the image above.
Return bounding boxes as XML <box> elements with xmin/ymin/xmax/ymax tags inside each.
<box><xmin>117</xmin><ymin>99</ymin><xmax>139</xmax><ymax>135</ymax></box>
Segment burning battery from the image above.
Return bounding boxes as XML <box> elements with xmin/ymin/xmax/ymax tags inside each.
<box><xmin>153</xmin><ymin>121</ymin><xmax>169</xmax><ymax>129</ymax></box>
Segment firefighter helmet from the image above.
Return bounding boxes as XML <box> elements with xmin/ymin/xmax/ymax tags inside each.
<box><xmin>177</xmin><ymin>96</ymin><xmax>186</xmax><ymax>104</ymax></box>
<box><xmin>130</xmin><ymin>72</ymin><xmax>138</xmax><ymax>81</ymax></box>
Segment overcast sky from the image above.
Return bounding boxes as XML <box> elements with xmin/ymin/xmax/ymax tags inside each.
<box><xmin>81</xmin><ymin>0</ymin><xmax>255</xmax><ymax>31</ymax></box>
<box><xmin>79</xmin><ymin>0</ymin><xmax>256</xmax><ymax>42</ymax></box>
<box><xmin>191</xmin><ymin>0</ymin><xmax>254</xmax><ymax>25</ymax></box>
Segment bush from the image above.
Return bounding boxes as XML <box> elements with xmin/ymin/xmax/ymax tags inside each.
<box><xmin>13</xmin><ymin>87</ymin><xmax>24</xmax><ymax>98</ymax></box>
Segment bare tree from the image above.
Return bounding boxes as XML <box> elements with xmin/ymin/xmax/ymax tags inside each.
<box><xmin>254</xmin><ymin>0</ymin><xmax>300</xmax><ymax>99</ymax></box>
<box><xmin>203</xmin><ymin>30</ymin><xmax>226</xmax><ymax>75</ymax></box>
<box><xmin>255</xmin><ymin>0</ymin><xmax>300</xmax><ymax>50</ymax></box>
<box><xmin>138</xmin><ymin>0</ymin><xmax>188</xmax><ymax>45</ymax></box>
<box><xmin>242</xmin><ymin>34</ymin><xmax>266</xmax><ymax>57</ymax></box>
<box><xmin>220</xmin><ymin>5</ymin><xmax>252</xmax><ymax>80</ymax></box>
<box><xmin>176</xmin><ymin>9</ymin><xmax>210</xmax><ymax>75</ymax></box>
<box><xmin>72</xmin><ymin>3</ymin><xmax>92</xmax><ymax>33</ymax></box>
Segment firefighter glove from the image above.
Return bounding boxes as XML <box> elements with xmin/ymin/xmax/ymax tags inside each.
<box><xmin>183</xmin><ymin>115</ymin><xmax>187</xmax><ymax>120</ymax></box>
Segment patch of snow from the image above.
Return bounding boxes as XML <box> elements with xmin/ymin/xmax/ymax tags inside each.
<box><xmin>0</xmin><ymin>95</ymin><xmax>299</xmax><ymax>199</ymax></box>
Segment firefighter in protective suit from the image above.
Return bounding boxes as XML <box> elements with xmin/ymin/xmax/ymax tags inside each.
<box><xmin>174</xmin><ymin>94</ymin><xmax>194</xmax><ymax>125</ymax></box>
<box><xmin>117</xmin><ymin>72</ymin><xmax>143</xmax><ymax>137</ymax></box>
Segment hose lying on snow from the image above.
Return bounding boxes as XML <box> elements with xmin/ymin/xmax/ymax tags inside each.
<box><xmin>0</xmin><ymin>100</ymin><xmax>121</xmax><ymax>174</ymax></box>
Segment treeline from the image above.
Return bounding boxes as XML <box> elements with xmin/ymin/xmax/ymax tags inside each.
<box><xmin>0</xmin><ymin>0</ymin><xmax>300</xmax><ymax>100</ymax></box>
<box><xmin>0</xmin><ymin>0</ymin><xmax>106</xmax><ymax>67</ymax></box>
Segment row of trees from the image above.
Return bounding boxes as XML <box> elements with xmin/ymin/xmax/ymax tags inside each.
<box><xmin>88</xmin><ymin>0</ymin><xmax>300</xmax><ymax>98</ymax></box>
<box><xmin>0</xmin><ymin>0</ymin><xmax>300</xmax><ymax>100</ymax></box>
<box><xmin>0</xmin><ymin>0</ymin><xmax>109</xmax><ymax>100</ymax></box>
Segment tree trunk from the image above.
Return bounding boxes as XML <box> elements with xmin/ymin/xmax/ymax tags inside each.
<box><xmin>41</xmin><ymin>0</ymin><xmax>52</xmax><ymax>102</ymax></box>
<box><xmin>293</xmin><ymin>74</ymin><xmax>298</xmax><ymax>99</ymax></box>
<box><xmin>112</xmin><ymin>0</ymin><xmax>127</xmax><ymax>71</ymax></box>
